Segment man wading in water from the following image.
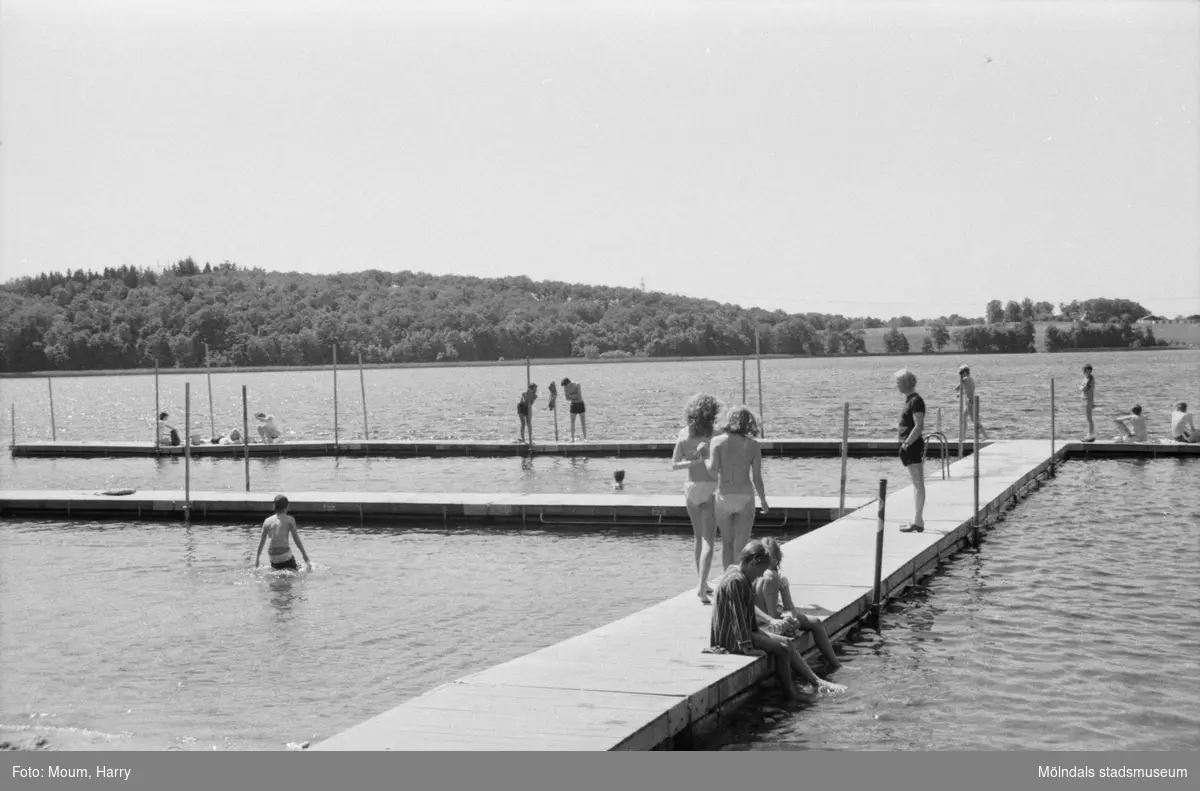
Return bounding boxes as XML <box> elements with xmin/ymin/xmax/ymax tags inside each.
<box><xmin>255</xmin><ymin>495</ymin><xmax>312</xmax><ymax>572</ymax></box>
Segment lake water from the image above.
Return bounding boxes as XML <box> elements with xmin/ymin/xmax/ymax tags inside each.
<box><xmin>1</xmin><ymin>351</ymin><xmax>1198</xmax><ymax>751</ymax></box>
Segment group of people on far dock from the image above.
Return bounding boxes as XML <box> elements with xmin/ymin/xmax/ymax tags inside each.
<box><xmin>1075</xmin><ymin>362</ymin><xmax>1199</xmax><ymax>443</ymax></box>
<box><xmin>156</xmin><ymin>411</ymin><xmax>282</xmax><ymax>446</ymax></box>
<box><xmin>518</xmin><ymin>377</ymin><xmax>586</xmax><ymax>443</ymax></box>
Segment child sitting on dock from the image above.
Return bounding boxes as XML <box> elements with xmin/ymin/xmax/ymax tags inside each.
<box><xmin>706</xmin><ymin>540</ymin><xmax>844</xmax><ymax>701</ymax></box>
<box><xmin>1112</xmin><ymin>405</ymin><xmax>1147</xmax><ymax>443</ymax></box>
<box><xmin>255</xmin><ymin>413</ymin><xmax>282</xmax><ymax>443</ymax></box>
<box><xmin>255</xmin><ymin>495</ymin><xmax>311</xmax><ymax>572</ymax></box>
<box><xmin>1170</xmin><ymin>403</ymin><xmax>1199</xmax><ymax>443</ymax></box>
<box><xmin>157</xmin><ymin>412</ymin><xmax>180</xmax><ymax>446</ymax></box>
<box><xmin>753</xmin><ymin>538</ymin><xmax>841</xmax><ymax>674</ymax></box>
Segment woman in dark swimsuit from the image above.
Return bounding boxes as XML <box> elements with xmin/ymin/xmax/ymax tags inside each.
<box><xmin>517</xmin><ymin>383</ymin><xmax>538</xmax><ymax>443</ymax></box>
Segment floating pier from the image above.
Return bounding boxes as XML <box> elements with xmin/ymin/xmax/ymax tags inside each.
<box><xmin>312</xmin><ymin>439</ymin><xmax>1196</xmax><ymax>751</ymax></box>
<box><xmin>0</xmin><ymin>490</ymin><xmax>868</xmax><ymax>531</ymax></box>
<box><xmin>8</xmin><ymin>437</ymin><xmax>977</xmax><ymax>459</ymax></box>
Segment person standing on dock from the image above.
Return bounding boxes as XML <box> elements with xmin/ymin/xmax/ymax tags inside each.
<box><xmin>1078</xmin><ymin>364</ymin><xmax>1096</xmax><ymax>442</ymax></box>
<box><xmin>672</xmin><ymin>393</ymin><xmax>722</xmax><ymax>604</ymax></box>
<box><xmin>561</xmin><ymin>378</ymin><xmax>587</xmax><ymax>441</ymax></box>
<box><xmin>706</xmin><ymin>540</ymin><xmax>844</xmax><ymax>700</ymax></box>
<box><xmin>255</xmin><ymin>495</ymin><xmax>311</xmax><ymax>572</ymax></box>
<box><xmin>517</xmin><ymin>383</ymin><xmax>538</xmax><ymax>443</ymax></box>
<box><xmin>895</xmin><ymin>369</ymin><xmax>926</xmax><ymax>533</ymax></box>
<box><xmin>955</xmin><ymin>365</ymin><xmax>988</xmax><ymax>441</ymax></box>
<box><xmin>705</xmin><ymin>405</ymin><xmax>769</xmax><ymax>573</ymax></box>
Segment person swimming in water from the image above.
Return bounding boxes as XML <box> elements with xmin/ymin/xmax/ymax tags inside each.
<box><xmin>612</xmin><ymin>469</ymin><xmax>625</xmax><ymax>490</ymax></box>
<box><xmin>255</xmin><ymin>495</ymin><xmax>311</xmax><ymax>572</ymax></box>
<box><xmin>704</xmin><ymin>405</ymin><xmax>769</xmax><ymax>574</ymax></box>
<box><xmin>672</xmin><ymin>393</ymin><xmax>722</xmax><ymax>603</ymax></box>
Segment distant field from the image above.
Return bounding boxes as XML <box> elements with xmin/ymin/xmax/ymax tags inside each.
<box><xmin>859</xmin><ymin>321</ymin><xmax>1200</xmax><ymax>354</ymax></box>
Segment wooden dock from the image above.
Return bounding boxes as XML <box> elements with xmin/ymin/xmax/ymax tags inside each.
<box><xmin>311</xmin><ymin>440</ymin><xmax>1077</xmax><ymax>751</ymax></box>
<box><xmin>0</xmin><ymin>490</ymin><xmax>868</xmax><ymax>531</ymax></box>
<box><xmin>8</xmin><ymin>437</ymin><xmax>976</xmax><ymax>459</ymax></box>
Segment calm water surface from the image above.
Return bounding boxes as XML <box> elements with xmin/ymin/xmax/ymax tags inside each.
<box><xmin>708</xmin><ymin>459</ymin><xmax>1200</xmax><ymax>751</ymax></box>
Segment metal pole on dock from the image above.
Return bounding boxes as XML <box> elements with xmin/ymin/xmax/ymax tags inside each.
<box><xmin>9</xmin><ymin>404</ymin><xmax>15</xmax><ymax>450</ymax></box>
<box><xmin>755</xmin><ymin>331</ymin><xmax>765</xmax><ymax>437</ymax></box>
<box><xmin>47</xmin><ymin>378</ymin><xmax>57</xmax><ymax>441</ymax></box>
<box><xmin>358</xmin><ymin>353</ymin><xmax>370</xmax><ymax>440</ymax></box>
<box><xmin>332</xmin><ymin>345</ymin><xmax>340</xmax><ymax>450</ymax></box>
<box><xmin>872</xmin><ymin>479</ymin><xmax>888</xmax><ymax>630</ymax></box>
<box><xmin>242</xmin><ymin>385</ymin><xmax>250</xmax><ymax>492</ymax></box>
<box><xmin>154</xmin><ymin>361</ymin><xmax>161</xmax><ymax>453</ymax></box>
<box><xmin>838</xmin><ymin>402</ymin><xmax>850</xmax><ymax>517</ymax></box>
<box><xmin>958</xmin><ymin>384</ymin><xmax>965</xmax><ymax>459</ymax></box>
<box><xmin>525</xmin><ymin>357</ymin><xmax>531</xmax><ymax>390</ymax></box>
<box><xmin>741</xmin><ymin>357</ymin><xmax>747</xmax><ymax>404</ymax></box>
<box><xmin>1049</xmin><ymin>377</ymin><xmax>1057</xmax><ymax>477</ymax></box>
<box><xmin>205</xmin><ymin>343</ymin><xmax>215</xmax><ymax>440</ymax></box>
<box><xmin>972</xmin><ymin>395</ymin><xmax>981</xmax><ymax>546</ymax></box>
<box><xmin>184</xmin><ymin>383</ymin><xmax>192</xmax><ymax>521</ymax></box>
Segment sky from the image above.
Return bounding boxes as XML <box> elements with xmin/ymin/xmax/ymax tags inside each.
<box><xmin>2</xmin><ymin>0</ymin><xmax>1198</xmax><ymax>319</ymax></box>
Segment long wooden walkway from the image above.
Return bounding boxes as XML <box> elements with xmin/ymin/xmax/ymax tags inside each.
<box><xmin>313</xmin><ymin>440</ymin><xmax>1068</xmax><ymax>750</ymax></box>
<box><xmin>0</xmin><ymin>490</ymin><xmax>867</xmax><ymax>531</ymax></box>
<box><xmin>9</xmin><ymin>437</ymin><xmax>972</xmax><ymax>459</ymax></box>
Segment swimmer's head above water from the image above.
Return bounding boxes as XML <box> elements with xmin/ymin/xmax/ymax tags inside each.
<box><xmin>613</xmin><ymin>469</ymin><xmax>625</xmax><ymax>484</ymax></box>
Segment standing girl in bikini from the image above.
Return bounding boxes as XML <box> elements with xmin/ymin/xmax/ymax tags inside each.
<box><xmin>705</xmin><ymin>405</ymin><xmax>769</xmax><ymax>575</ymax></box>
<box><xmin>517</xmin><ymin>383</ymin><xmax>538</xmax><ymax>443</ymax></box>
<box><xmin>671</xmin><ymin>393</ymin><xmax>723</xmax><ymax>603</ymax></box>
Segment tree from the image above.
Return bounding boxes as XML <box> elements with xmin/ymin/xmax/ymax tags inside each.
<box><xmin>921</xmin><ymin>336</ymin><xmax>934</xmax><ymax>353</ymax></box>
<box><xmin>883</xmin><ymin>327</ymin><xmax>910</xmax><ymax>353</ymax></box>
<box><xmin>1020</xmin><ymin>297</ymin><xmax>1035</xmax><ymax>320</ymax></box>
<box><xmin>1004</xmin><ymin>300</ymin><xmax>1022</xmax><ymax>323</ymax></box>
<box><xmin>929</xmin><ymin>321</ymin><xmax>950</xmax><ymax>351</ymax></box>
<box><xmin>986</xmin><ymin>300</ymin><xmax>1004</xmax><ymax>324</ymax></box>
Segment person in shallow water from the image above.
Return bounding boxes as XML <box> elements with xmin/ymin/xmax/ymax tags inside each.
<box><xmin>707</xmin><ymin>540</ymin><xmax>845</xmax><ymax>700</ymax></box>
<box><xmin>255</xmin><ymin>495</ymin><xmax>311</xmax><ymax>572</ymax></box>
<box><xmin>705</xmin><ymin>405</ymin><xmax>769</xmax><ymax>575</ymax></box>
<box><xmin>753</xmin><ymin>538</ymin><xmax>842</xmax><ymax>674</ymax></box>
<box><xmin>671</xmin><ymin>393</ymin><xmax>722</xmax><ymax>604</ymax></box>
<box><xmin>895</xmin><ymin>368</ymin><xmax>926</xmax><ymax>533</ymax></box>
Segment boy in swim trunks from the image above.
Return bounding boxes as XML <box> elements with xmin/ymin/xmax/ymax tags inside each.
<box><xmin>561</xmin><ymin>378</ymin><xmax>587</xmax><ymax>441</ymax></box>
<box><xmin>1078</xmin><ymin>364</ymin><xmax>1095</xmax><ymax>441</ymax></box>
<box><xmin>1112</xmin><ymin>405</ymin><xmax>1147</xmax><ymax>442</ymax></box>
<box><xmin>517</xmin><ymin>383</ymin><xmax>538</xmax><ymax>443</ymax></box>
<box><xmin>255</xmin><ymin>495</ymin><xmax>311</xmax><ymax>572</ymax></box>
<box><xmin>954</xmin><ymin>365</ymin><xmax>988</xmax><ymax>440</ymax></box>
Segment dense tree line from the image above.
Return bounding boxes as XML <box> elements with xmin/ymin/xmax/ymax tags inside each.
<box><xmin>984</xmin><ymin>296</ymin><xmax>1151</xmax><ymax>324</ymax></box>
<box><xmin>1</xmin><ymin>260</ymin><xmax>888</xmax><ymax>372</ymax></box>
<box><xmin>1044</xmin><ymin>321</ymin><xmax>1165</xmax><ymax>352</ymax></box>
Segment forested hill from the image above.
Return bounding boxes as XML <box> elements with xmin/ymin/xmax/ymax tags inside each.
<box><xmin>1</xmin><ymin>260</ymin><xmax>883</xmax><ymax>372</ymax></box>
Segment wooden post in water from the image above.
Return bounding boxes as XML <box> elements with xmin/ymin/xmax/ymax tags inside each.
<box><xmin>872</xmin><ymin>479</ymin><xmax>888</xmax><ymax>631</ymax></box>
<box><xmin>957</xmin><ymin>384</ymin><xmax>965</xmax><ymax>459</ymax></box>
<box><xmin>972</xmin><ymin>395</ymin><xmax>981</xmax><ymax>546</ymax></box>
<box><xmin>154</xmin><ymin>361</ymin><xmax>161</xmax><ymax>453</ymax></box>
<box><xmin>184</xmin><ymin>382</ymin><xmax>192</xmax><ymax>521</ymax></box>
<box><xmin>332</xmin><ymin>345</ymin><xmax>340</xmax><ymax>450</ymax></box>
<box><xmin>838</xmin><ymin>402</ymin><xmax>850</xmax><ymax>517</ymax></box>
<box><xmin>1049</xmin><ymin>377</ymin><xmax>1057</xmax><ymax>477</ymax></box>
<box><xmin>525</xmin><ymin>357</ymin><xmax>531</xmax><ymax>390</ymax></box>
<box><xmin>755</xmin><ymin>331</ymin><xmax>765</xmax><ymax>437</ymax></box>
<box><xmin>205</xmin><ymin>343</ymin><xmax>215</xmax><ymax>440</ymax></box>
<box><xmin>242</xmin><ymin>385</ymin><xmax>250</xmax><ymax>492</ymax></box>
<box><xmin>10</xmin><ymin>404</ymin><xmax>15</xmax><ymax>450</ymax></box>
<box><xmin>741</xmin><ymin>358</ymin><xmax>747</xmax><ymax>404</ymax></box>
<box><xmin>47</xmin><ymin>378</ymin><xmax>57</xmax><ymax>441</ymax></box>
<box><xmin>358</xmin><ymin>353</ymin><xmax>370</xmax><ymax>440</ymax></box>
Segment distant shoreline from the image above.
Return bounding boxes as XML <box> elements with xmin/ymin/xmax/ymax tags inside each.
<box><xmin>0</xmin><ymin>344</ymin><xmax>1193</xmax><ymax>379</ymax></box>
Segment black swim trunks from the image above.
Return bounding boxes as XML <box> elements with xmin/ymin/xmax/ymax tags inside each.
<box><xmin>570</xmin><ymin>401</ymin><xmax>586</xmax><ymax>415</ymax></box>
<box><xmin>517</xmin><ymin>401</ymin><xmax>529</xmax><ymax>416</ymax></box>
<box><xmin>271</xmin><ymin>557</ymin><xmax>299</xmax><ymax>571</ymax></box>
<box><xmin>899</xmin><ymin>438</ymin><xmax>925</xmax><ymax>467</ymax></box>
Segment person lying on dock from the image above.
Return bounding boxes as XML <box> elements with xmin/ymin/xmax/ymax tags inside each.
<box><xmin>255</xmin><ymin>495</ymin><xmax>311</xmax><ymax>572</ymax></box>
<box><xmin>211</xmin><ymin>429</ymin><xmax>243</xmax><ymax>445</ymax></box>
<box><xmin>707</xmin><ymin>540</ymin><xmax>844</xmax><ymax>701</ymax></box>
<box><xmin>753</xmin><ymin>538</ymin><xmax>842</xmax><ymax>674</ymax></box>
<box><xmin>157</xmin><ymin>412</ymin><xmax>180</xmax><ymax>446</ymax></box>
<box><xmin>255</xmin><ymin>413</ymin><xmax>282</xmax><ymax>443</ymax></box>
<box><xmin>517</xmin><ymin>384</ymin><xmax>538</xmax><ymax>443</ymax></box>
<box><xmin>1112</xmin><ymin>405</ymin><xmax>1147</xmax><ymax>443</ymax></box>
<box><xmin>1170</xmin><ymin>403</ymin><xmax>1199</xmax><ymax>443</ymax></box>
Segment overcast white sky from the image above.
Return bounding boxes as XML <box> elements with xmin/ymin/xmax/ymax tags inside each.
<box><xmin>2</xmin><ymin>0</ymin><xmax>1197</xmax><ymax>318</ymax></box>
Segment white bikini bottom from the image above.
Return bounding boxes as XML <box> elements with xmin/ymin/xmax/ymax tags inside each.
<box><xmin>683</xmin><ymin>480</ymin><xmax>718</xmax><ymax>505</ymax></box>
<box><xmin>714</xmin><ymin>492</ymin><xmax>755</xmax><ymax>518</ymax></box>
